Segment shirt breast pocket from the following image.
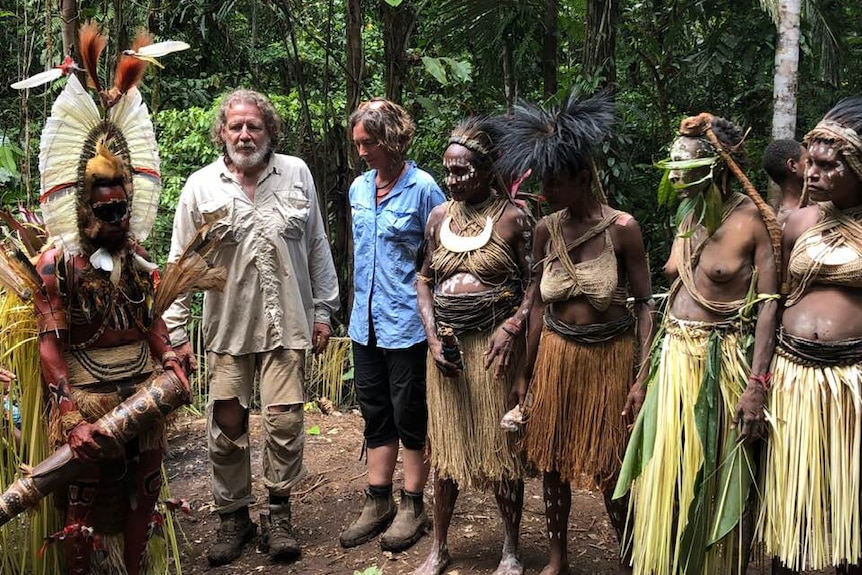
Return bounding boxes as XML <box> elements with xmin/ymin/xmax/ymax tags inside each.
<box><xmin>380</xmin><ymin>209</ymin><xmax>419</xmax><ymax>243</ymax></box>
<box><xmin>277</xmin><ymin>186</ymin><xmax>311</xmax><ymax>240</ymax></box>
<box><xmin>199</xmin><ymin>199</ymin><xmax>236</xmax><ymax>244</ymax></box>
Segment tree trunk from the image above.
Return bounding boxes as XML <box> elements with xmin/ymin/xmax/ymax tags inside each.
<box><xmin>380</xmin><ymin>0</ymin><xmax>417</xmax><ymax>104</ymax></box>
<box><xmin>542</xmin><ymin>0</ymin><xmax>558</xmax><ymax>98</ymax></box>
<box><xmin>584</xmin><ymin>0</ymin><xmax>619</xmax><ymax>89</ymax></box>
<box><xmin>59</xmin><ymin>0</ymin><xmax>78</xmax><ymax>60</ymax></box>
<box><xmin>503</xmin><ymin>26</ymin><xmax>516</xmax><ymax>113</ymax></box>
<box><xmin>771</xmin><ymin>0</ymin><xmax>801</xmax><ymax>140</ymax></box>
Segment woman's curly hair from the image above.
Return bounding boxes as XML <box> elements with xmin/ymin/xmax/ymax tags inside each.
<box><xmin>349</xmin><ymin>98</ymin><xmax>416</xmax><ymax>160</ymax></box>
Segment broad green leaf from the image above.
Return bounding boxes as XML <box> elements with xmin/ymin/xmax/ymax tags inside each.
<box><xmin>414</xmin><ymin>95</ymin><xmax>440</xmax><ymax>115</ymax></box>
<box><xmin>421</xmin><ymin>56</ymin><xmax>448</xmax><ymax>85</ymax></box>
<box><xmin>307</xmin><ymin>425</ymin><xmax>321</xmax><ymax>435</ymax></box>
<box><xmin>654</xmin><ymin>156</ymin><xmax>719</xmax><ymax>170</ymax></box>
<box><xmin>703</xmin><ymin>183</ymin><xmax>723</xmax><ymax>234</ymax></box>
<box><xmin>442</xmin><ymin>57</ymin><xmax>472</xmax><ymax>83</ymax></box>
<box><xmin>657</xmin><ymin>169</ymin><xmax>672</xmax><ymax>206</ymax></box>
<box><xmin>382</xmin><ymin>0</ymin><xmax>403</xmax><ymax>5</ymax></box>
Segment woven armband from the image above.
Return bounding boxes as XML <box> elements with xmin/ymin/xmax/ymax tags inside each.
<box><xmin>416</xmin><ymin>273</ymin><xmax>434</xmax><ymax>286</ymax></box>
<box><xmin>501</xmin><ymin>317</ymin><xmax>523</xmax><ymax>337</ymax></box>
<box><xmin>748</xmin><ymin>372</ymin><xmax>772</xmax><ymax>391</ymax></box>
<box><xmin>60</xmin><ymin>410</ymin><xmax>85</xmax><ymax>436</ymax></box>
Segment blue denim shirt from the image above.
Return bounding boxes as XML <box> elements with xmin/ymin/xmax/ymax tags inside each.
<box><xmin>348</xmin><ymin>161</ymin><xmax>445</xmax><ymax>349</ymax></box>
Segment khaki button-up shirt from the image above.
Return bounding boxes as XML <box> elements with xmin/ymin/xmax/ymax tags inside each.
<box><xmin>163</xmin><ymin>154</ymin><xmax>339</xmax><ymax>355</ymax></box>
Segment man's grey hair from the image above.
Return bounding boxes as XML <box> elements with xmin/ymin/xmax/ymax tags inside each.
<box><xmin>211</xmin><ymin>89</ymin><xmax>282</xmax><ymax>147</ymax></box>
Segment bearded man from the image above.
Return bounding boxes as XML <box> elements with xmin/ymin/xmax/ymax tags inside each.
<box><xmin>163</xmin><ymin>89</ymin><xmax>339</xmax><ymax>566</ymax></box>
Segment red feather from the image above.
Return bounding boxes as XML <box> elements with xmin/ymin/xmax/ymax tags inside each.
<box><xmin>78</xmin><ymin>21</ymin><xmax>106</xmax><ymax>93</ymax></box>
<box><xmin>113</xmin><ymin>30</ymin><xmax>153</xmax><ymax>95</ymax></box>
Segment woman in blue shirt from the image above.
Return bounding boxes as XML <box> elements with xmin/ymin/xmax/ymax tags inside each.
<box><xmin>341</xmin><ymin>98</ymin><xmax>445</xmax><ymax>552</ymax></box>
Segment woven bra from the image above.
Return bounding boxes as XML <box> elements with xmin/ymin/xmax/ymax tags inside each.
<box><xmin>539</xmin><ymin>209</ymin><xmax>626</xmax><ymax>311</ymax></box>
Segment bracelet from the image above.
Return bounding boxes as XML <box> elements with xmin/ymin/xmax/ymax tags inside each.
<box><xmin>60</xmin><ymin>410</ymin><xmax>85</xmax><ymax>436</ymax></box>
<box><xmin>416</xmin><ymin>273</ymin><xmax>434</xmax><ymax>285</ymax></box>
<box><xmin>162</xmin><ymin>350</ymin><xmax>179</xmax><ymax>363</ymax></box>
<box><xmin>748</xmin><ymin>372</ymin><xmax>772</xmax><ymax>390</ymax></box>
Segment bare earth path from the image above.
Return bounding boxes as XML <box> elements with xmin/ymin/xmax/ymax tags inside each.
<box><xmin>164</xmin><ymin>412</ymin><xmax>814</xmax><ymax>575</ymax></box>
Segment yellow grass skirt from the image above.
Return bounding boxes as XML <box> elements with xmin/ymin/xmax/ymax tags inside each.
<box><xmin>758</xmin><ymin>352</ymin><xmax>862</xmax><ymax>570</ymax></box>
<box><xmin>523</xmin><ymin>325</ymin><xmax>633</xmax><ymax>490</ymax></box>
<box><xmin>426</xmin><ymin>325</ymin><xmax>526</xmax><ymax>489</ymax></box>
<box><xmin>627</xmin><ymin>319</ymin><xmax>750</xmax><ymax>575</ymax></box>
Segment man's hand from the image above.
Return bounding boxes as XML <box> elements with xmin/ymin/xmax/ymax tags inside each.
<box><xmin>312</xmin><ymin>322</ymin><xmax>331</xmax><ymax>355</ymax></box>
<box><xmin>162</xmin><ymin>356</ymin><xmax>191</xmax><ymax>398</ymax></box>
<box><xmin>733</xmin><ymin>377</ymin><xmax>769</xmax><ymax>443</ymax></box>
<box><xmin>173</xmin><ymin>341</ymin><xmax>197</xmax><ymax>373</ymax></box>
<box><xmin>67</xmin><ymin>422</ymin><xmax>120</xmax><ymax>462</ymax></box>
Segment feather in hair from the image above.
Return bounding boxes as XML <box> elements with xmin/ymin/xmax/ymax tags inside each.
<box><xmin>495</xmin><ymin>89</ymin><xmax>614</xmax><ymax>183</ymax></box>
<box><xmin>78</xmin><ymin>21</ymin><xmax>106</xmax><ymax>93</ymax></box>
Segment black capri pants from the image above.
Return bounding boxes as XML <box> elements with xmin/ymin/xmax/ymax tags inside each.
<box><xmin>352</xmin><ymin>330</ymin><xmax>428</xmax><ymax>451</ymax></box>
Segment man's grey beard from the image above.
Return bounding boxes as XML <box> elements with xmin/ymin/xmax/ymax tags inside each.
<box><xmin>225</xmin><ymin>141</ymin><xmax>270</xmax><ymax>170</ymax></box>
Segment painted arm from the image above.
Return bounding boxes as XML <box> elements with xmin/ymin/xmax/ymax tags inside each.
<box><xmin>512</xmin><ymin>219</ymin><xmax>549</xmax><ymax>406</ymax></box>
<box><xmin>484</xmin><ymin>207</ymin><xmax>536</xmax><ymax>383</ymax></box>
<box><xmin>416</xmin><ymin>205</ymin><xmax>461</xmax><ymax>378</ymax></box>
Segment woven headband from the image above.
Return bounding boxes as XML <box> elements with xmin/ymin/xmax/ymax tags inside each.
<box><xmin>448</xmin><ymin>136</ymin><xmax>491</xmax><ymax>159</ymax></box>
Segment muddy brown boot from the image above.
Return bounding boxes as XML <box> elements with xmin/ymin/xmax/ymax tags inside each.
<box><xmin>207</xmin><ymin>507</ymin><xmax>256</xmax><ymax>566</ymax></box>
<box><xmin>259</xmin><ymin>497</ymin><xmax>301</xmax><ymax>562</ymax></box>
<box><xmin>339</xmin><ymin>487</ymin><xmax>397</xmax><ymax>548</ymax></box>
<box><xmin>380</xmin><ymin>489</ymin><xmax>428</xmax><ymax>552</ymax></box>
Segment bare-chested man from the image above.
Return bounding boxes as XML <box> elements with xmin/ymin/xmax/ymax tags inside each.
<box><xmin>616</xmin><ymin>113</ymin><xmax>779</xmax><ymax>575</ymax></box>
<box><xmin>756</xmin><ymin>97</ymin><xmax>862</xmax><ymax>575</ymax></box>
<box><xmin>414</xmin><ymin>117</ymin><xmax>533</xmax><ymax>575</ymax></box>
<box><xmin>762</xmin><ymin>138</ymin><xmax>808</xmax><ymax>225</ymax></box>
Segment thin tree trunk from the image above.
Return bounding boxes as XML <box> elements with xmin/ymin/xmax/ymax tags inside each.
<box><xmin>503</xmin><ymin>27</ymin><xmax>516</xmax><ymax>113</ymax></box>
<box><xmin>771</xmin><ymin>0</ymin><xmax>801</xmax><ymax>140</ymax></box>
<box><xmin>59</xmin><ymin>0</ymin><xmax>78</xmax><ymax>59</ymax></box>
<box><xmin>542</xmin><ymin>0</ymin><xmax>558</xmax><ymax>98</ymax></box>
<box><xmin>584</xmin><ymin>0</ymin><xmax>619</xmax><ymax>89</ymax></box>
<box><xmin>380</xmin><ymin>0</ymin><xmax>417</xmax><ymax>104</ymax></box>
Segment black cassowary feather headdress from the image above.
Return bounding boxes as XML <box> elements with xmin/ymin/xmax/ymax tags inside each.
<box><xmin>495</xmin><ymin>89</ymin><xmax>614</xmax><ymax>189</ymax></box>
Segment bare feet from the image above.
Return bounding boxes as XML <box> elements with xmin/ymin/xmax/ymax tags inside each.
<box><xmin>414</xmin><ymin>544</ymin><xmax>451</xmax><ymax>575</ymax></box>
<box><xmin>492</xmin><ymin>553</ymin><xmax>524</xmax><ymax>575</ymax></box>
<box><xmin>537</xmin><ymin>563</ymin><xmax>570</xmax><ymax>575</ymax></box>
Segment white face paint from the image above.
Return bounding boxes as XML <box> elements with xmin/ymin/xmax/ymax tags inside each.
<box><xmin>444</xmin><ymin>157</ymin><xmax>477</xmax><ymax>187</ymax></box>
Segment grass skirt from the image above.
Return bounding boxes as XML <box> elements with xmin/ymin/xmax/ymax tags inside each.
<box><xmin>621</xmin><ymin>318</ymin><xmax>753</xmax><ymax>575</ymax></box>
<box><xmin>758</xmin><ymin>352</ymin><xmax>862</xmax><ymax>570</ymax></box>
<box><xmin>426</xmin><ymin>324</ymin><xmax>526</xmax><ymax>489</ymax></box>
<box><xmin>523</xmin><ymin>325</ymin><xmax>633</xmax><ymax>489</ymax></box>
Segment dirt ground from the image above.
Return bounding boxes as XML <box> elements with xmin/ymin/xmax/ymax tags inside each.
<box><xmin>164</xmin><ymin>410</ymin><xmax>632</xmax><ymax>575</ymax></box>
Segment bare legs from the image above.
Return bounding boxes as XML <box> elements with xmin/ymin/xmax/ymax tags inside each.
<box><xmin>493</xmin><ymin>478</ymin><xmax>525</xmax><ymax>575</ymax></box>
<box><xmin>414</xmin><ymin>476</ymin><xmax>457</xmax><ymax>575</ymax></box>
<box><xmin>414</xmin><ymin>476</ymin><xmax>524</xmax><ymax>575</ymax></box>
<box><xmin>540</xmin><ymin>471</ymin><xmax>571</xmax><ymax>575</ymax></box>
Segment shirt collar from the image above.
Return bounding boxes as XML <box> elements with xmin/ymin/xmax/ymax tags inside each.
<box><xmin>218</xmin><ymin>154</ymin><xmax>280</xmax><ymax>186</ymax></box>
<box><xmin>365</xmin><ymin>160</ymin><xmax>418</xmax><ymax>201</ymax></box>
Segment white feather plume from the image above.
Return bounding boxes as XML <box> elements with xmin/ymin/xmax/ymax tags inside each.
<box><xmin>109</xmin><ymin>86</ymin><xmax>161</xmax><ymax>242</ymax></box>
<box><xmin>38</xmin><ymin>75</ymin><xmax>101</xmax><ymax>256</ymax></box>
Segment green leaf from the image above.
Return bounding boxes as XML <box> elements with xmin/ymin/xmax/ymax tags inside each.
<box><xmin>703</xmin><ymin>183</ymin><xmax>723</xmax><ymax>234</ymax></box>
<box><xmin>421</xmin><ymin>56</ymin><xmax>449</xmax><ymax>85</ymax></box>
<box><xmin>657</xmin><ymin>169</ymin><xmax>673</xmax><ymax>206</ymax></box>
<box><xmin>442</xmin><ymin>57</ymin><xmax>472</xmax><ymax>83</ymax></box>
<box><xmin>381</xmin><ymin>0</ymin><xmax>403</xmax><ymax>5</ymax></box>
<box><xmin>414</xmin><ymin>95</ymin><xmax>440</xmax><ymax>116</ymax></box>
<box><xmin>307</xmin><ymin>425</ymin><xmax>321</xmax><ymax>436</ymax></box>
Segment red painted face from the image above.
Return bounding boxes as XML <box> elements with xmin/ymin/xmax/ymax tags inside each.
<box><xmin>89</xmin><ymin>183</ymin><xmax>129</xmax><ymax>246</ymax></box>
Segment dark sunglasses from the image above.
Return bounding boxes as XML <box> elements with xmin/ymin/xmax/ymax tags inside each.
<box><xmin>92</xmin><ymin>201</ymin><xmax>129</xmax><ymax>224</ymax></box>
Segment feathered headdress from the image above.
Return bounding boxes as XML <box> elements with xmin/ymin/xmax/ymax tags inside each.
<box><xmin>495</xmin><ymin>89</ymin><xmax>614</xmax><ymax>201</ymax></box>
<box><xmin>38</xmin><ymin>24</ymin><xmax>164</xmax><ymax>257</ymax></box>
